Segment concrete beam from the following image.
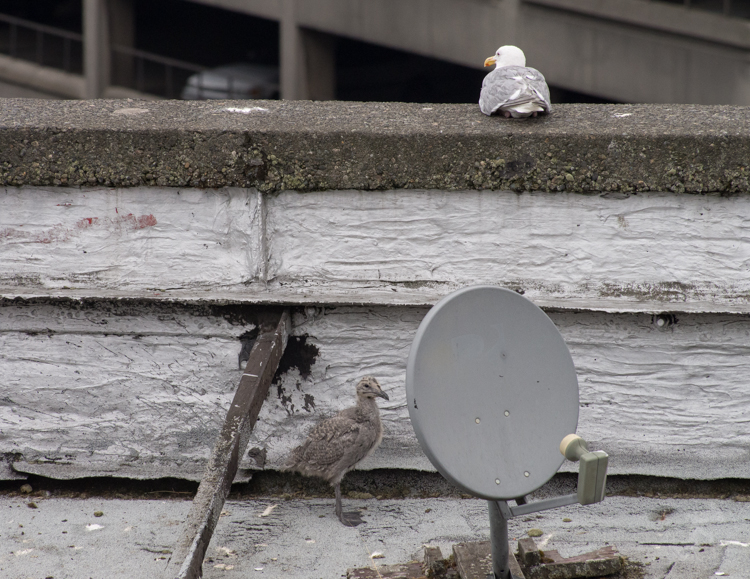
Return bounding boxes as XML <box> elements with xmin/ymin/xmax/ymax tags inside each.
<box><xmin>280</xmin><ymin>0</ymin><xmax>304</xmax><ymax>99</ymax></box>
<box><xmin>303</xmin><ymin>28</ymin><xmax>336</xmax><ymax>100</ymax></box>
<box><xmin>280</xmin><ymin>0</ymin><xmax>335</xmax><ymax>100</ymax></box>
<box><xmin>83</xmin><ymin>0</ymin><xmax>110</xmax><ymax>99</ymax></box>
<box><xmin>109</xmin><ymin>0</ymin><xmax>136</xmax><ymax>88</ymax></box>
<box><xmin>0</xmin><ymin>79</ymin><xmax>63</xmax><ymax>99</ymax></box>
<box><xmin>521</xmin><ymin>3</ymin><xmax>750</xmax><ymax>105</ymax></box>
<box><xmin>0</xmin><ymin>54</ymin><xmax>159</xmax><ymax>100</ymax></box>
<box><xmin>526</xmin><ymin>0</ymin><xmax>750</xmax><ymax>50</ymax></box>
<box><xmin>280</xmin><ymin>20</ymin><xmax>337</xmax><ymax>99</ymax></box>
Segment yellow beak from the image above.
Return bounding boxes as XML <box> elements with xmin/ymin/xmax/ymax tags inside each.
<box><xmin>484</xmin><ymin>55</ymin><xmax>497</xmax><ymax>67</ymax></box>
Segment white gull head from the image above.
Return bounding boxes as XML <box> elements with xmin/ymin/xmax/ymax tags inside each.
<box><xmin>484</xmin><ymin>45</ymin><xmax>526</xmax><ymax>69</ymax></box>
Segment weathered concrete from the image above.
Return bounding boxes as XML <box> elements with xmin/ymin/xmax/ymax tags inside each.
<box><xmin>1</xmin><ymin>493</ymin><xmax>749</xmax><ymax>579</ymax></box>
<box><xmin>0</xmin><ymin>99</ymin><xmax>748</xmax><ymax>194</ymax></box>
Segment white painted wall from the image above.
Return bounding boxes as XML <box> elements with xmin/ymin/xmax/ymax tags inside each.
<box><xmin>266</xmin><ymin>189</ymin><xmax>750</xmax><ymax>312</ymax></box>
<box><xmin>2</xmin><ymin>186</ymin><xmax>750</xmax><ymax>482</ymax></box>
<box><xmin>0</xmin><ymin>187</ymin><xmax>259</xmax><ymax>293</ymax></box>
<box><xmin>3</xmin><ymin>187</ymin><xmax>750</xmax><ymax>313</ymax></box>
<box><xmin>0</xmin><ymin>303</ymin><xmax>250</xmax><ymax>480</ymax></box>
<box><xmin>3</xmin><ymin>302</ymin><xmax>750</xmax><ymax>481</ymax></box>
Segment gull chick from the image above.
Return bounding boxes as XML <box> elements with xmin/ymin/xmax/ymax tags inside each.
<box><xmin>283</xmin><ymin>376</ymin><xmax>389</xmax><ymax>527</ymax></box>
<box><xmin>479</xmin><ymin>45</ymin><xmax>552</xmax><ymax>118</ymax></box>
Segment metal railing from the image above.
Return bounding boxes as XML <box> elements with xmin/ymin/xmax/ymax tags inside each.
<box><xmin>673</xmin><ymin>0</ymin><xmax>731</xmax><ymax>14</ymax></box>
<box><xmin>0</xmin><ymin>11</ymin><xmax>206</xmax><ymax>98</ymax></box>
<box><xmin>0</xmin><ymin>12</ymin><xmax>83</xmax><ymax>73</ymax></box>
<box><xmin>110</xmin><ymin>44</ymin><xmax>204</xmax><ymax>99</ymax></box>
<box><xmin>652</xmin><ymin>0</ymin><xmax>749</xmax><ymax>18</ymax></box>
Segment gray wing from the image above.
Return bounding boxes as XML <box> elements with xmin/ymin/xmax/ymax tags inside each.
<box><xmin>479</xmin><ymin>65</ymin><xmax>552</xmax><ymax>116</ymax></box>
<box><xmin>286</xmin><ymin>415</ymin><xmax>361</xmax><ymax>470</ymax></box>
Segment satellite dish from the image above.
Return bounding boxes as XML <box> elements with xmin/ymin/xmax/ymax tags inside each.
<box><xmin>406</xmin><ymin>285</ymin><xmax>579</xmax><ymax>500</ymax></box>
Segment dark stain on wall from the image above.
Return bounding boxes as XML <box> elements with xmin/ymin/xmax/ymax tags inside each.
<box><xmin>273</xmin><ymin>335</ymin><xmax>319</xmax><ymax>383</ymax></box>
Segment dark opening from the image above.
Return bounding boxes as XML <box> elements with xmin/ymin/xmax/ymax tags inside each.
<box><xmin>335</xmin><ymin>36</ymin><xmax>486</xmax><ymax>103</ymax></box>
<box><xmin>134</xmin><ymin>0</ymin><xmax>279</xmax><ymax>67</ymax></box>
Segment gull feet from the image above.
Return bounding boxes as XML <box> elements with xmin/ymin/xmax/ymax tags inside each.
<box><xmin>339</xmin><ymin>511</ymin><xmax>365</xmax><ymax>527</ymax></box>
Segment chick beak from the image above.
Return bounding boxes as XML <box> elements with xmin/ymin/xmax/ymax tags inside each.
<box><xmin>484</xmin><ymin>56</ymin><xmax>497</xmax><ymax>67</ymax></box>
<box><xmin>376</xmin><ymin>389</ymin><xmax>390</xmax><ymax>401</ymax></box>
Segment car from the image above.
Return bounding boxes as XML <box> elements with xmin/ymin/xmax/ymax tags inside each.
<box><xmin>181</xmin><ymin>63</ymin><xmax>279</xmax><ymax>100</ymax></box>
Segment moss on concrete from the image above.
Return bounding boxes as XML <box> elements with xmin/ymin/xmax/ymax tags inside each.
<box><xmin>0</xmin><ymin>99</ymin><xmax>748</xmax><ymax>193</ymax></box>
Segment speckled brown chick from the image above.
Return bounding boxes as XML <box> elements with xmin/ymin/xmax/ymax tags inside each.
<box><xmin>283</xmin><ymin>376</ymin><xmax>389</xmax><ymax>526</ymax></box>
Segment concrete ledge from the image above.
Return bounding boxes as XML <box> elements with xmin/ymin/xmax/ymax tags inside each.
<box><xmin>1</xmin><ymin>99</ymin><xmax>748</xmax><ymax>193</ymax></box>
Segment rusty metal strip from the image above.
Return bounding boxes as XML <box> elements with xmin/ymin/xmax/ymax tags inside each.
<box><xmin>164</xmin><ymin>310</ymin><xmax>290</xmax><ymax>579</ymax></box>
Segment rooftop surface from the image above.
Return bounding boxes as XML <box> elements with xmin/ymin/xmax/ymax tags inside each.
<box><xmin>2</xmin><ymin>490</ymin><xmax>748</xmax><ymax>578</ymax></box>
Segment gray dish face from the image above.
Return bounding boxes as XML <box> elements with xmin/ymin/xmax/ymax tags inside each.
<box><xmin>406</xmin><ymin>286</ymin><xmax>579</xmax><ymax>500</ymax></box>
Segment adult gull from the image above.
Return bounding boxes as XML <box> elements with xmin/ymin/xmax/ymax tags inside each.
<box><xmin>479</xmin><ymin>45</ymin><xmax>552</xmax><ymax>118</ymax></box>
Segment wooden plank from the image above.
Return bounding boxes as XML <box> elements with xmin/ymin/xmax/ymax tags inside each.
<box><xmin>526</xmin><ymin>547</ymin><xmax>622</xmax><ymax>579</ymax></box>
<box><xmin>453</xmin><ymin>540</ymin><xmax>525</xmax><ymax>579</ymax></box>
<box><xmin>163</xmin><ymin>310</ymin><xmax>289</xmax><ymax>579</ymax></box>
<box><xmin>346</xmin><ymin>562</ymin><xmax>425</xmax><ymax>579</ymax></box>
<box><xmin>6</xmin><ymin>284</ymin><xmax>750</xmax><ymax>314</ymax></box>
<box><xmin>247</xmin><ymin>306</ymin><xmax>750</xmax><ymax>481</ymax></box>
<box><xmin>423</xmin><ymin>545</ymin><xmax>445</xmax><ymax>574</ymax></box>
<box><xmin>0</xmin><ymin>299</ymin><xmax>251</xmax><ymax>336</ymax></box>
<box><xmin>519</xmin><ymin>537</ymin><xmax>621</xmax><ymax>579</ymax></box>
<box><xmin>518</xmin><ymin>538</ymin><xmax>542</xmax><ymax>567</ymax></box>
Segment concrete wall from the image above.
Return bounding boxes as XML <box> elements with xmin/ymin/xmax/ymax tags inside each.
<box><xmin>191</xmin><ymin>0</ymin><xmax>750</xmax><ymax>104</ymax></box>
<box><xmin>1</xmin><ymin>99</ymin><xmax>749</xmax><ymax>484</ymax></box>
<box><xmin>2</xmin><ymin>0</ymin><xmax>748</xmax><ymax>103</ymax></box>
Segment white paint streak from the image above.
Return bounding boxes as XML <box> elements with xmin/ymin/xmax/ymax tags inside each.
<box><xmin>258</xmin><ymin>505</ymin><xmax>278</xmax><ymax>517</ymax></box>
<box><xmin>111</xmin><ymin>108</ymin><xmax>150</xmax><ymax>116</ymax></box>
<box><xmin>223</xmin><ymin>107</ymin><xmax>268</xmax><ymax>113</ymax></box>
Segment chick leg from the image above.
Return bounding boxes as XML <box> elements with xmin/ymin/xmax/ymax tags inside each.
<box><xmin>335</xmin><ymin>483</ymin><xmax>364</xmax><ymax>527</ymax></box>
